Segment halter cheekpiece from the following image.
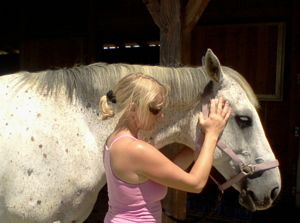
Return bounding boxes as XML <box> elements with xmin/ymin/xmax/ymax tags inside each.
<box><xmin>106</xmin><ymin>90</ymin><xmax>117</xmax><ymax>103</ymax></box>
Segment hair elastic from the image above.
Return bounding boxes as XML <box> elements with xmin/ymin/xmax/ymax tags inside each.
<box><xmin>106</xmin><ymin>90</ymin><xmax>117</xmax><ymax>103</ymax></box>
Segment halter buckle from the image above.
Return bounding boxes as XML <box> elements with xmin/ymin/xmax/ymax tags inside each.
<box><xmin>241</xmin><ymin>164</ymin><xmax>256</xmax><ymax>175</ymax></box>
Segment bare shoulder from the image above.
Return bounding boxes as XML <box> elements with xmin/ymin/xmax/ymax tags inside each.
<box><xmin>111</xmin><ymin>136</ymin><xmax>194</xmax><ymax>189</ymax></box>
<box><xmin>109</xmin><ymin>137</ymin><xmax>161</xmax><ymax>183</ymax></box>
<box><xmin>110</xmin><ymin>137</ymin><xmax>164</xmax><ymax>166</ymax></box>
<box><xmin>128</xmin><ymin>139</ymin><xmax>163</xmax><ymax>159</ymax></box>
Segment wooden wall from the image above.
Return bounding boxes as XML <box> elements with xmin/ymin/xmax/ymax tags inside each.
<box><xmin>177</xmin><ymin>0</ymin><xmax>300</xmax><ymax>222</ymax></box>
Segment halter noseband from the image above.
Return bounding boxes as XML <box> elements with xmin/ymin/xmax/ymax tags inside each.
<box><xmin>201</xmin><ymin>103</ymin><xmax>279</xmax><ymax>193</ymax></box>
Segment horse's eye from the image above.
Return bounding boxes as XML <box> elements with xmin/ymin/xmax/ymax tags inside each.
<box><xmin>255</xmin><ymin>158</ymin><xmax>264</xmax><ymax>164</ymax></box>
<box><xmin>235</xmin><ymin>115</ymin><xmax>252</xmax><ymax>129</ymax></box>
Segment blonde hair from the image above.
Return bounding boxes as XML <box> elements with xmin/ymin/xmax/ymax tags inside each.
<box><xmin>99</xmin><ymin>73</ymin><xmax>168</xmax><ymax>124</ymax></box>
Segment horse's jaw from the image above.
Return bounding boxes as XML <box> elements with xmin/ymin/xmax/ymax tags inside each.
<box><xmin>212</xmin><ymin>169</ymin><xmax>266</xmax><ymax>212</ymax></box>
<box><xmin>214</xmin><ymin>153</ymin><xmax>281</xmax><ymax>212</ymax></box>
<box><xmin>213</xmin><ymin>155</ymin><xmax>257</xmax><ymax>211</ymax></box>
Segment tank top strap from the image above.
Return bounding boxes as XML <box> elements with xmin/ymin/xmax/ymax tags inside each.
<box><xmin>107</xmin><ymin>135</ymin><xmax>136</xmax><ymax>150</ymax></box>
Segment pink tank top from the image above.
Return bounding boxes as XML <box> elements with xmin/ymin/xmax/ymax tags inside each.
<box><xmin>104</xmin><ymin>135</ymin><xmax>167</xmax><ymax>223</ymax></box>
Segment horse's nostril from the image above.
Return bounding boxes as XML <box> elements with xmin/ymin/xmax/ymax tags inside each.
<box><xmin>270</xmin><ymin>187</ymin><xmax>280</xmax><ymax>200</ymax></box>
<box><xmin>247</xmin><ymin>190</ymin><xmax>258</xmax><ymax>202</ymax></box>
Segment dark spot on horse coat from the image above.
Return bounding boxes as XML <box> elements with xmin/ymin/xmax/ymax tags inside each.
<box><xmin>86</xmin><ymin>102</ymin><xmax>91</xmax><ymax>108</ymax></box>
<box><xmin>37</xmin><ymin>113</ymin><xmax>41</xmax><ymax>118</ymax></box>
<box><xmin>31</xmin><ymin>136</ymin><xmax>35</xmax><ymax>141</ymax></box>
<box><xmin>39</xmin><ymin>144</ymin><xmax>43</xmax><ymax>148</ymax></box>
<box><xmin>27</xmin><ymin>169</ymin><xmax>33</xmax><ymax>176</ymax></box>
<box><xmin>43</xmin><ymin>153</ymin><xmax>47</xmax><ymax>159</ymax></box>
<box><xmin>37</xmin><ymin>200</ymin><xmax>41</xmax><ymax>205</ymax></box>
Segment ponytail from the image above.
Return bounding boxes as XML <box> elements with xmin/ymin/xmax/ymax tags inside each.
<box><xmin>99</xmin><ymin>95</ymin><xmax>115</xmax><ymax>120</ymax></box>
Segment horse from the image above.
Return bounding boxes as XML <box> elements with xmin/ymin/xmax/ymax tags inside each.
<box><xmin>0</xmin><ymin>49</ymin><xmax>281</xmax><ymax>222</ymax></box>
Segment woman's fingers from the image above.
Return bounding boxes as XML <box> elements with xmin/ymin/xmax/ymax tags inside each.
<box><xmin>210</xmin><ymin>99</ymin><xmax>217</xmax><ymax>114</ymax></box>
<box><xmin>217</xmin><ymin>97</ymin><xmax>224</xmax><ymax>114</ymax></box>
<box><xmin>198</xmin><ymin>112</ymin><xmax>204</xmax><ymax>124</ymax></box>
<box><xmin>224</xmin><ymin>107</ymin><xmax>232</xmax><ymax>121</ymax></box>
<box><xmin>210</xmin><ymin>97</ymin><xmax>231</xmax><ymax>119</ymax></box>
<box><xmin>221</xmin><ymin>101</ymin><xmax>230</xmax><ymax>117</ymax></box>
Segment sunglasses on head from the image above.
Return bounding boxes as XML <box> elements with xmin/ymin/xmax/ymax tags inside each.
<box><xmin>148</xmin><ymin>106</ymin><xmax>163</xmax><ymax>115</ymax></box>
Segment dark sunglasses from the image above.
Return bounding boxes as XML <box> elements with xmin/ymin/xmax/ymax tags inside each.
<box><xmin>149</xmin><ymin>106</ymin><xmax>163</xmax><ymax>115</ymax></box>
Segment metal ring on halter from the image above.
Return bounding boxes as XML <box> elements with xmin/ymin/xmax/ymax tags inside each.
<box><xmin>241</xmin><ymin>164</ymin><xmax>256</xmax><ymax>176</ymax></box>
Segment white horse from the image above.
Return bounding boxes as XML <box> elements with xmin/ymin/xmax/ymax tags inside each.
<box><xmin>0</xmin><ymin>49</ymin><xmax>281</xmax><ymax>223</ymax></box>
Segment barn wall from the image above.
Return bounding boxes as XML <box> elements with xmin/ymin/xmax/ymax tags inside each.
<box><xmin>185</xmin><ymin>1</ymin><xmax>299</xmax><ymax>222</ymax></box>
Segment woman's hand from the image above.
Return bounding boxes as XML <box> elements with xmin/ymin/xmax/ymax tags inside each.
<box><xmin>198</xmin><ymin>97</ymin><xmax>231</xmax><ymax>137</ymax></box>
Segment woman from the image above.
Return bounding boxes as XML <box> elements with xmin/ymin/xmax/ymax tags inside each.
<box><xmin>99</xmin><ymin>73</ymin><xmax>231</xmax><ymax>223</ymax></box>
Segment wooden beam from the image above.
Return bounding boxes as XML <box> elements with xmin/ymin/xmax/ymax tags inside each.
<box><xmin>143</xmin><ymin>0</ymin><xmax>162</xmax><ymax>29</ymax></box>
<box><xmin>181</xmin><ymin>0</ymin><xmax>210</xmax><ymax>64</ymax></box>
<box><xmin>159</xmin><ymin>0</ymin><xmax>181</xmax><ymax>66</ymax></box>
<box><xmin>143</xmin><ymin>0</ymin><xmax>211</xmax><ymax>218</ymax></box>
<box><xmin>184</xmin><ymin>0</ymin><xmax>210</xmax><ymax>32</ymax></box>
<box><xmin>144</xmin><ymin>0</ymin><xmax>210</xmax><ymax>66</ymax></box>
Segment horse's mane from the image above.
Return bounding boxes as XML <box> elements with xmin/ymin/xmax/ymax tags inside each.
<box><xmin>17</xmin><ymin>63</ymin><xmax>210</xmax><ymax>108</ymax></box>
<box><xmin>222</xmin><ymin>66</ymin><xmax>260</xmax><ymax>109</ymax></box>
<box><xmin>16</xmin><ymin>63</ymin><xmax>258</xmax><ymax>109</ymax></box>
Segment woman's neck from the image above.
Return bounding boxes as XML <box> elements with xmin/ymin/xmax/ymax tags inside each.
<box><xmin>114</xmin><ymin>114</ymin><xmax>139</xmax><ymax>138</ymax></box>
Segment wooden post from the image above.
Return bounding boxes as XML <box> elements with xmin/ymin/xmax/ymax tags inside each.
<box><xmin>143</xmin><ymin>0</ymin><xmax>210</xmax><ymax>221</ymax></box>
<box><xmin>143</xmin><ymin>0</ymin><xmax>210</xmax><ymax>66</ymax></box>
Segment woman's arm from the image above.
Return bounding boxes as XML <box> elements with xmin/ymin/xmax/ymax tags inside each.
<box><xmin>171</xmin><ymin>146</ymin><xmax>194</xmax><ymax>170</ymax></box>
<box><xmin>131</xmin><ymin>98</ymin><xmax>231</xmax><ymax>193</ymax></box>
<box><xmin>132</xmin><ymin>132</ymin><xmax>218</xmax><ymax>193</ymax></box>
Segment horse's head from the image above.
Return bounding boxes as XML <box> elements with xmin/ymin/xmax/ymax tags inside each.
<box><xmin>141</xmin><ymin>49</ymin><xmax>281</xmax><ymax>211</ymax></box>
<box><xmin>202</xmin><ymin>49</ymin><xmax>281</xmax><ymax>211</ymax></box>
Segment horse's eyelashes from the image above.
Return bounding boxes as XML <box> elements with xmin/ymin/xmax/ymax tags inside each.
<box><xmin>235</xmin><ymin>115</ymin><xmax>252</xmax><ymax>129</ymax></box>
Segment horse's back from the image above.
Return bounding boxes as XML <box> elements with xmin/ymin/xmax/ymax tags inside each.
<box><xmin>0</xmin><ymin>72</ymin><xmax>107</xmax><ymax>222</ymax></box>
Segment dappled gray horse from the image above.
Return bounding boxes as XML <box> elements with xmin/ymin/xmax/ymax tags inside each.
<box><xmin>0</xmin><ymin>49</ymin><xmax>281</xmax><ymax>222</ymax></box>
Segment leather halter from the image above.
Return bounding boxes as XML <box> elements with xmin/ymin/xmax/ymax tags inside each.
<box><xmin>201</xmin><ymin>103</ymin><xmax>279</xmax><ymax>193</ymax></box>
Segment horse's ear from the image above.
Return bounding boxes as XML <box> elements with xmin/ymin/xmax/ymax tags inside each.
<box><xmin>203</xmin><ymin>49</ymin><xmax>224</xmax><ymax>83</ymax></box>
